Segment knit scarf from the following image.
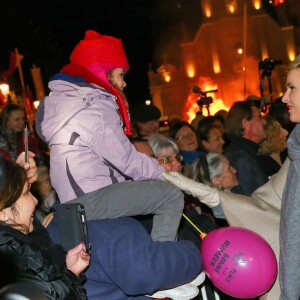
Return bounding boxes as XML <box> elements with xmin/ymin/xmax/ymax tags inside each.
<box><xmin>279</xmin><ymin>123</ymin><xmax>300</xmax><ymax>299</ymax></box>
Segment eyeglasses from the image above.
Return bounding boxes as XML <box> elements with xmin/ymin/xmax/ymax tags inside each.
<box><xmin>175</xmin><ymin>132</ymin><xmax>195</xmax><ymax>141</ymax></box>
<box><xmin>158</xmin><ymin>154</ymin><xmax>183</xmax><ymax>164</ymax></box>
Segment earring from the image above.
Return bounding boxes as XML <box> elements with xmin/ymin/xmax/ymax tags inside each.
<box><xmin>3</xmin><ymin>214</ymin><xmax>8</xmax><ymax>222</ymax></box>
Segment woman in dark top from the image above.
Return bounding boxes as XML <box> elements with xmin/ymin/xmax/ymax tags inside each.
<box><xmin>0</xmin><ymin>157</ymin><xmax>90</xmax><ymax>299</ymax></box>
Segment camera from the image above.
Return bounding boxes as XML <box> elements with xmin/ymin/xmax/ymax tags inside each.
<box><xmin>259</xmin><ymin>58</ymin><xmax>282</xmax><ymax>71</ymax></box>
<box><xmin>197</xmin><ymin>96</ymin><xmax>213</xmax><ymax>106</ymax></box>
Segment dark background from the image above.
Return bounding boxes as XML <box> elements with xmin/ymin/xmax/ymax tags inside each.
<box><xmin>1</xmin><ymin>0</ymin><xmax>202</xmax><ymax>108</ymax></box>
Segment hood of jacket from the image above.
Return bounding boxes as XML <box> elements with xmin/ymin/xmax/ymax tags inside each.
<box><xmin>35</xmin><ymin>74</ymin><xmax>116</xmax><ymax>144</ymax></box>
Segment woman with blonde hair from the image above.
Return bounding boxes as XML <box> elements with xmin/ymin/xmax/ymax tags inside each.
<box><xmin>279</xmin><ymin>53</ymin><xmax>300</xmax><ymax>300</ymax></box>
<box><xmin>258</xmin><ymin>115</ymin><xmax>288</xmax><ymax>177</ymax></box>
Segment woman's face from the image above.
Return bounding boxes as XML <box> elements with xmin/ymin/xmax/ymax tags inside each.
<box><xmin>156</xmin><ymin>147</ymin><xmax>182</xmax><ymax>173</ymax></box>
<box><xmin>175</xmin><ymin>126</ymin><xmax>198</xmax><ymax>151</ymax></box>
<box><xmin>212</xmin><ymin>158</ymin><xmax>239</xmax><ymax>190</ymax></box>
<box><xmin>2</xmin><ymin>181</ymin><xmax>38</xmax><ymax>234</ymax></box>
<box><xmin>108</xmin><ymin>68</ymin><xmax>127</xmax><ymax>91</ymax></box>
<box><xmin>6</xmin><ymin>109</ymin><xmax>25</xmax><ymax>132</ymax></box>
<box><xmin>282</xmin><ymin>68</ymin><xmax>300</xmax><ymax>123</ymax></box>
<box><xmin>201</xmin><ymin>127</ymin><xmax>225</xmax><ymax>154</ymax></box>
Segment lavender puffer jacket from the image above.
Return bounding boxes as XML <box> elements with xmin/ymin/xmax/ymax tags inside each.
<box><xmin>35</xmin><ymin>75</ymin><xmax>164</xmax><ymax>203</ymax></box>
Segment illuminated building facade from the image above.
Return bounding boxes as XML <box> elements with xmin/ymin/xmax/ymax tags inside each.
<box><xmin>148</xmin><ymin>0</ymin><xmax>300</xmax><ymax>122</ymax></box>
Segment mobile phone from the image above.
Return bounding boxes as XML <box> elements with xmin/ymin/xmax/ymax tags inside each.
<box><xmin>24</xmin><ymin>126</ymin><xmax>29</xmax><ymax>163</ymax></box>
<box><xmin>55</xmin><ymin>203</ymin><xmax>90</xmax><ymax>254</ymax></box>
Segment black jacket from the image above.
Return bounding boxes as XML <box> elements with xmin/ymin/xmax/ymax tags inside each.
<box><xmin>0</xmin><ymin>220</ymin><xmax>87</xmax><ymax>299</ymax></box>
<box><xmin>224</xmin><ymin>136</ymin><xmax>269</xmax><ymax>196</ymax></box>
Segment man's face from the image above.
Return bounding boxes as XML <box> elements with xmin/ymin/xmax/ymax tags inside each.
<box><xmin>201</xmin><ymin>127</ymin><xmax>225</xmax><ymax>154</ymax></box>
<box><xmin>136</xmin><ymin>120</ymin><xmax>160</xmax><ymax>137</ymax></box>
<box><xmin>243</xmin><ymin>106</ymin><xmax>266</xmax><ymax>143</ymax></box>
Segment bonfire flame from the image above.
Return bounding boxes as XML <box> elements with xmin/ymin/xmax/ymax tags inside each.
<box><xmin>184</xmin><ymin>77</ymin><xmax>229</xmax><ymax>123</ymax></box>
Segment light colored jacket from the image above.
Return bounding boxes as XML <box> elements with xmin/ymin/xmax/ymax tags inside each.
<box><xmin>219</xmin><ymin>158</ymin><xmax>289</xmax><ymax>299</ymax></box>
<box><xmin>35</xmin><ymin>76</ymin><xmax>164</xmax><ymax>202</ymax></box>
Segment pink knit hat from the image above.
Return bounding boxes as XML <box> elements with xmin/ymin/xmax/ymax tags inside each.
<box><xmin>70</xmin><ymin>30</ymin><xmax>129</xmax><ymax>74</ymax></box>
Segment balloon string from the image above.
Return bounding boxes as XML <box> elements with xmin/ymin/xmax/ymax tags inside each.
<box><xmin>182</xmin><ymin>213</ymin><xmax>207</xmax><ymax>239</ymax></box>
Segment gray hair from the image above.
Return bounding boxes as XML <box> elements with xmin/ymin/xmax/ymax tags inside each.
<box><xmin>189</xmin><ymin>152</ymin><xmax>225</xmax><ymax>186</ymax></box>
<box><xmin>148</xmin><ymin>135</ymin><xmax>179</xmax><ymax>157</ymax></box>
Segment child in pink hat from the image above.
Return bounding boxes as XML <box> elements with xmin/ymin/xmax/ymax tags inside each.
<box><xmin>36</xmin><ymin>30</ymin><xmax>184</xmax><ymax>242</ymax></box>
<box><xmin>35</xmin><ymin>30</ymin><xmax>204</xmax><ymax>299</ymax></box>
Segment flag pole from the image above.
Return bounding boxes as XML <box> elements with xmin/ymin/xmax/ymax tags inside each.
<box><xmin>15</xmin><ymin>48</ymin><xmax>34</xmax><ymax>131</ymax></box>
<box><xmin>15</xmin><ymin>48</ymin><xmax>26</xmax><ymax>99</ymax></box>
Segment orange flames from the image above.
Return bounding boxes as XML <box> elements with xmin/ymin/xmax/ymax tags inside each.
<box><xmin>184</xmin><ymin>77</ymin><xmax>229</xmax><ymax>123</ymax></box>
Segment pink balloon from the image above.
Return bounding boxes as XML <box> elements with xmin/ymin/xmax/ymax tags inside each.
<box><xmin>201</xmin><ymin>227</ymin><xmax>277</xmax><ymax>298</ymax></box>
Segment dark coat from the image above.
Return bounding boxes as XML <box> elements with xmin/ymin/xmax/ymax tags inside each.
<box><xmin>224</xmin><ymin>136</ymin><xmax>269</xmax><ymax>196</ymax></box>
<box><xmin>47</xmin><ymin>216</ymin><xmax>203</xmax><ymax>300</ymax></box>
<box><xmin>0</xmin><ymin>221</ymin><xmax>87</xmax><ymax>299</ymax></box>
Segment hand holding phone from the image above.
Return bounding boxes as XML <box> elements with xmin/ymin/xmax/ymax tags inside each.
<box><xmin>56</xmin><ymin>203</ymin><xmax>90</xmax><ymax>255</ymax></box>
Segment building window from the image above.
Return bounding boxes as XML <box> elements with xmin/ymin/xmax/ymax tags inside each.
<box><xmin>225</xmin><ymin>0</ymin><xmax>237</xmax><ymax>14</ymax></box>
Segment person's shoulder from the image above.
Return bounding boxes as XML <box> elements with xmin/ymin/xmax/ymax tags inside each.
<box><xmin>50</xmin><ymin>73</ymin><xmax>87</xmax><ymax>85</ymax></box>
<box><xmin>0</xmin><ymin>148</ymin><xmax>11</xmax><ymax>160</ymax></box>
<box><xmin>49</xmin><ymin>73</ymin><xmax>104</xmax><ymax>93</ymax></box>
<box><xmin>224</xmin><ymin>143</ymin><xmax>247</xmax><ymax>157</ymax></box>
<box><xmin>0</xmin><ymin>225</ymin><xmax>23</xmax><ymax>253</ymax></box>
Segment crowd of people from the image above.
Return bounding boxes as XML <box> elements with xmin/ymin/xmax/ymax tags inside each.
<box><xmin>0</xmin><ymin>29</ymin><xmax>300</xmax><ymax>300</ymax></box>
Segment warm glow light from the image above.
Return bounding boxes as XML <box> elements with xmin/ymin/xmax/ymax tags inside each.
<box><xmin>261</xmin><ymin>50</ymin><xmax>269</xmax><ymax>61</ymax></box>
<box><xmin>213</xmin><ymin>64</ymin><xmax>221</xmax><ymax>74</ymax></box>
<box><xmin>213</xmin><ymin>57</ymin><xmax>221</xmax><ymax>74</ymax></box>
<box><xmin>226</xmin><ymin>0</ymin><xmax>237</xmax><ymax>14</ymax></box>
<box><xmin>252</xmin><ymin>0</ymin><xmax>261</xmax><ymax>9</ymax></box>
<box><xmin>0</xmin><ymin>83</ymin><xmax>10</xmax><ymax>97</ymax></box>
<box><xmin>156</xmin><ymin>64</ymin><xmax>175</xmax><ymax>83</ymax></box>
<box><xmin>202</xmin><ymin>3</ymin><xmax>212</xmax><ymax>18</ymax></box>
<box><xmin>261</xmin><ymin>40</ymin><xmax>269</xmax><ymax>61</ymax></box>
<box><xmin>228</xmin><ymin>4</ymin><xmax>235</xmax><ymax>13</ymax></box>
<box><xmin>287</xmin><ymin>46</ymin><xmax>296</xmax><ymax>61</ymax></box>
<box><xmin>237</xmin><ymin>48</ymin><xmax>243</xmax><ymax>55</ymax></box>
<box><xmin>288</xmin><ymin>52</ymin><xmax>295</xmax><ymax>62</ymax></box>
<box><xmin>282</xmin><ymin>27</ymin><xmax>296</xmax><ymax>62</ymax></box>
<box><xmin>212</xmin><ymin>50</ymin><xmax>221</xmax><ymax>74</ymax></box>
<box><xmin>184</xmin><ymin>78</ymin><xmax>229</xmax><ymax>123</ymax></box>
<box><xmin>187</xmin><ymin>65</ymin><xmax>196</xmax><ymax>78</ymax></box>
<box><xmin>164</xmin><ymin>74</ymin><xmax>171</xmax><ymax>82</ymax></box>
<box><xmin>33</xmin><ymin>100</ymin><xmax>40</xmax><ymax>109</ymax></box>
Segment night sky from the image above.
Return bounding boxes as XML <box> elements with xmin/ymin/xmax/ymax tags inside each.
<box><xmin>1</xmin><ymin>0</ymin><xmax>202</xmax><ymax>108</ymax></box>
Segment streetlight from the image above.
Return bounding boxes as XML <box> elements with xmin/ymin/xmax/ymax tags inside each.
<box><xmin>0</xmin><ymin>81</ymin><xmax>10</xmax><ymax>102</ymax></box>
<box><xmin>33</xmin><ymin>100</ymin><xmax>40</xmax><ymax>109</ymax></box>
